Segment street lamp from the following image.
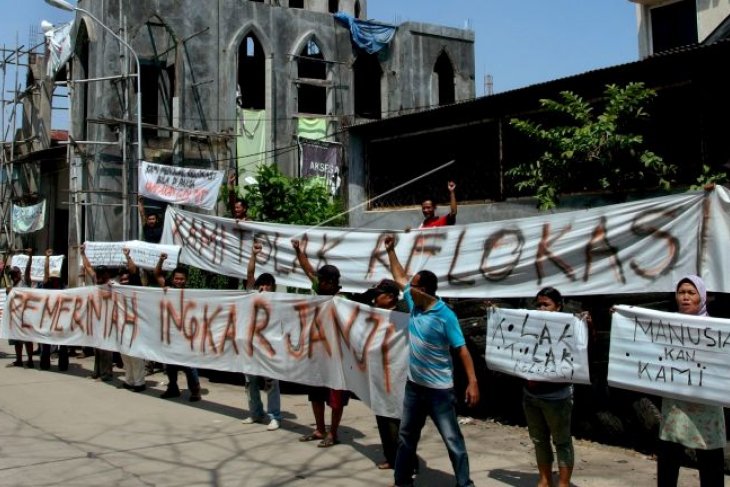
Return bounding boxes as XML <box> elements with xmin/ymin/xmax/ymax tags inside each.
<box><xmin>45</xmin><ymin>0</ymin><xmax>143</xmax><ymax>240</ymax></box>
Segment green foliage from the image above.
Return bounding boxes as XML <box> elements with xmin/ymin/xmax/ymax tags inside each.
<box><xmin>186</xmin><ymin>266</ymin><xmax>232</xmax><ymax>290</ymax></box>
<box><xmin>690</xmin><ymin>164</ymin><xmax>727</xmax><ymax>190</ymax></box>
<box><xmin>238</xmin><ymin>163</ymin><xmax>346</xmax><ymax>226</ymax></box>
<box><xmin>508</xmin><ymin>82</ymin><xmax>676</xmax><ymax>210</ymax></box>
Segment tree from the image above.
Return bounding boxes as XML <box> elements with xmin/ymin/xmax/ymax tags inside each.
<box><xmin>225</xmin><ymin>163</ymin><xmax>346</xmax><ymax>226</ymax></box>
<box><xmin>508</xmin><ymin>82</ymin><xmax>676</xmax><ymax>210</ymax></box>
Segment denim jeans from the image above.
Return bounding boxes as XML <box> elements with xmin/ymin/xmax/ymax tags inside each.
<box><xmin>166</xmin><ymin>364</ymin><xmax>199</xmax><ymax>390</ymax></box>
<box><xmin>246</xmin><ymin>375</ymin><xmax>281</xmax><ymax>421</ymax></box>
<box><xmin>394</xmin><ymin>380</ymin><xmax>474</xmax><ymax>487</ymax></box>
<box><xmin>522</xmin><ymin>392</ymin><xmax>574</xmax><ymax>468</ymax></box>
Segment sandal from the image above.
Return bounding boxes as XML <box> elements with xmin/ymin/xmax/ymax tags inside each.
<box><xmin>317</xmin><ymin>436</ymin><xmax>340</xmax><ymax>448</ymax></box>
<box><xmin>376</xmin><ymin>462</ymin><xmax>392</xmax><ymax>470</ymax></box>
<box><xmin>299</xmin><ymin>432</ymin><xmax>325</xmax><ymax>442</ymax></box>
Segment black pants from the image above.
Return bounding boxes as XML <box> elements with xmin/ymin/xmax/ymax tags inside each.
<box><xmin>657</xmin><ymin>440</ymin><xmax>725</xmax><ymax>487</ymax></box>
<box><xmin>40</xmin><ymin>344</ymin><xmax>69</xmax><ymax>371</ymax></box>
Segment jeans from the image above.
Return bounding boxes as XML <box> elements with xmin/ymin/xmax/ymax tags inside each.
<box><xmin>522</xmin><ymin>392</ymin><xmax>574</xmax><ymax>468</ymax></box>
<box><xmin>246</xmin><ymin>375</ymin><xmax>281</xmax><ymax>421</ymax></box>
<box><xmin>166</xmin><ymin>365</ymin><xmax>199</xmax><ymax>390</ymax></box>
<box><xmin>394</xmin><ymin>380</ymin><xmax>473</xmax><ymax>487</ymax></box>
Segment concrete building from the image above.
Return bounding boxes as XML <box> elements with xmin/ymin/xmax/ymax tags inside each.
<box><xmin>66</xmin><ymin>0</ymin><xmax>475</xmax><ymax>254</ymax></box>
<box><xmin>631</xmin><ymin>0</ymin><xmax>730</xmax><ymax>57</ymax></box>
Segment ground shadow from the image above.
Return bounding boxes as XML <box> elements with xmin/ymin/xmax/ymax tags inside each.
<box><xmin>488</xmin><ymin>468</ymin><xmax>579</xmax><ymax>487</ymax></box>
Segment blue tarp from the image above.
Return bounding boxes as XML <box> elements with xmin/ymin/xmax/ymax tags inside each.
<box><xmin>334</xmin><ymin>12</ymin><xmax>396</xmax><ymax>55</ymax></box>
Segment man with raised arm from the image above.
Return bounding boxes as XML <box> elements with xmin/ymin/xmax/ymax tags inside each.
<box><xmin>154</xmin><ymin>253</ymin><xmax>202</xmax><ymax>402</ymax></box>
<box><xmin>239</xmin><ymin>241</ymin><xmax>282</xmax><ymax>431</ymax></box>
<box><xmin>419</xmin><ymin>181</ymin><xmax>458</xmax><ymax>228</ymax></box>
<box><xmin>39</xmin><ymin>249</ymin><xmax>69</xmax><ymax>371</ymax></box>
<box><xmin>383</xmin><ymin>235</ymin><xmax>479</xmax><ymax>487</ymax></box>
<box><xmin>137</xmin><ymin>196</ymin><xmax>163</xmax><ymax>243</ymax></box>
<box><xmin>7</xmin><ymin>248</ymin><xmax>35</xmax><ymax>368</ymax></box>
<box><xmin>113</xmin><ymin>248</ymin><xmax>147</xmax><ymax>392</ymax></box>
<box><xmin>291</xmin><ymin>238</ymin><xmax>348</xmax><ymax>448</ymax></box>
<box><xmin>80</xmin><ymin>244</ymin><xmax>114</xmax><ymax>381</ymax></box>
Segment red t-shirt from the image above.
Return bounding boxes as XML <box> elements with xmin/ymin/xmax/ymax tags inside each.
<box><xmin>419</xmin><ymin>214</ymin><xmax>455</xmax><ymax>228</ymax></box>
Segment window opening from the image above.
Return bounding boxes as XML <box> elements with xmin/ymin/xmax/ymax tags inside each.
<box><xmin>329</xmin><ymin>0</ymin><xmax>338</xmax><ymax>13</ymax></box>
<box><xmin>354</xmin><ymin>53</ymin><xmax>382</xmax><ymax>119</ymax></box>
<box><xmin>238</xmin><ymin>33</ymin><xmax>265</xmax><ymax>109</ymax></box>
<box><xmin>434</xmin><ymin>51</ymin><xmax>455</xmax><ymax>106</ymax></box>
<box><xmin>297</xmin><ymin>38</ymin><xmax>327</xmax><ymax>114</ymax></box>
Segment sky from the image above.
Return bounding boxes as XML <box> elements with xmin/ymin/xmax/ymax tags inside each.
<box><xmin>0</xmin><ymin>1</ymin><xmax>640</xmax><ymax>136</ymax></box>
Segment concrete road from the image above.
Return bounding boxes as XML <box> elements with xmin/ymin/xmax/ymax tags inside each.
<box><xmin>0</xmin><ymin>345</ymin><xmax>705</xmax><ymax>486</ymax></box>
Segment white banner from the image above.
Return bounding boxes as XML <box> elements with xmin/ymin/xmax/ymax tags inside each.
<box><xmin>486</xmin><ymin>308</ymin><xmax>590</xmax><ymax>383</ymax></box>
<box><xmin>0</xmin><ymin>286</ymin><xmax>409</xmax><ymax>418</ymax></box>
<box><xmin>10</xmin><ymin>255</ymin><xmax>65</xmax><ymax>282</ymax></box>
<box><xmin>83</xmin><ymin>241</ymin><xmax>181</xmax><ymax>272</ymax></box>
<box><xmin>139</xmin><ymin>161</ymin><xmax>224</xmax><ymax>210</ymax></box>
<box><xmin>161</xmin><ymin>187</ymin><xmax>730</xmax><ymax>297</ymax></box>
<box><xmin>12</xmin><ymin>201</ymin><xmax>46</xmax><ymax>234</ymax></box>
<box><xmin>45</xmin><ymin>21</ymin><xmax>73</xmax><ymax>79</ymax></box>
<box><xmin>607</xmin><ymin>305</ymin><xmax>730</xmax><ymax>407</ymax></box>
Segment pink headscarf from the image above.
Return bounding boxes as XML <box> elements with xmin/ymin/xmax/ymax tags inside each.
<box><xmin>676</xmin><ymin>275</ymin><xmax>708</xmax><ymax>316</ymax></box>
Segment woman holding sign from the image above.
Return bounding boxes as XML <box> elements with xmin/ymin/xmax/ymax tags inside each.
<box><xmin>523</xmin><ymin>287</ymin><xmax>575</xmax><ymax>487</ymax></box>
<box><xmin>657</xmin><ymin>276</ymin><xmax>725</xmax><ymax>487</ymax></box>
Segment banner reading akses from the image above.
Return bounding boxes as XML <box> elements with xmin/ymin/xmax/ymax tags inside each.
<box><xmin>608</xmin><ymin>305</ymin><xmax>730</xmax><ymax>407</ymax></box>
<box><xmin>139</xmin><ymin>161</ymin><xmax>224</xmax><ymax>210</ymax></box>
<box><xmin>486</xmin><ymin>307</ymin><xmax>590</xmax><ymax>384</ymax></box>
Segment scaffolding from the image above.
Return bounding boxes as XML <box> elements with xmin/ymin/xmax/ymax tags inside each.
<box><xmin>0</xmin><ymin>34</ymin><xmax>47</xmax><ymax>277</ymax></box>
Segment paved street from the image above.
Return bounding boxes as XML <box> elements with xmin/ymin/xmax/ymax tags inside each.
<box><xmin>0</xmin><ymin>344</ymin><xmax>706</xmax><ymax>487</ymax></box>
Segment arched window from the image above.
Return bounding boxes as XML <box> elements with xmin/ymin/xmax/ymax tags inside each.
<box><xmin>297</xmin><ymin>38</ymin><xmax>327</xmax><ymax>114</ymax></box>
<box><xmin>290</xmin><ymin>0</ymin><xmax>304</xmax><ymax>8</ymax></box>
<box><xmin>238</xmin><ymin>33</ymin><xmax>265</xmax><ymax>109</ymax></box>
<box><xmin>354</xmin><ymin>53</ymin><xmax>382</xmax><ymax>119</ymax></box>
<box><xmin>328</xmin><ymin>0</ymin><xmax>338</xmax><ymax>13</ymax></box>
<box><xmin>434</xmin><ymin>51</ymin><xmax>455</xmax><ymax>106</ymax></box>
<box><xmin>75</xmin><ymin>22</ymin><xmax>90</xmax><ymax>139</ymax></box>
<box><xmin>137</xmin><ymin>17</ymin><xmax>177</xmax><ymax>138</ymax></box>
<box><xmin>354</xmin><ymin>0</ymin><xmax>361</xmax><ymax>19</ymax></box>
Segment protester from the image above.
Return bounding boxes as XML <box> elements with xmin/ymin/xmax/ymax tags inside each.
<box><xmin>228</xmin><ymin>171</ymin><xmax>250</xmax><ymax>221</ymax></box>
<box><xmin>154</xmin><ymin>253</ymin><xmax>202</xmax><ymax>402</ymax></box>
<box><xmin>352</xmin><ymin>279</ymin><xmax>415</xmax><ymax>471</ymax></box>
<box><xmin>656</xmin><ymin>276</ymin><xmax>725</xmax><ymax>487</ymax></box>
<box><xmin>137</xmin><ymin>195</ymin><xmax>162</xmax><ymax>243</ymax></box>
<box><xmin>419</xmin><ymin>181</ymin><xmax>457</xmax><ymax>228</ymax></box>
<box><xmin>383</xmin><ymin>235</ymin><xmax>479</xmax><ymax>487</ymax></box>
<box><xmin>240</xmin><ymin>241</ymin><xmax>281</xmax><ymax>431</ymax></box>
<box><xmin>115</xmin><ymin>248</ymin><xmax>147</xmax><ymax>393</ymax></box>
<box><xmin>6</xmin><ymin>249</ymin><xmax>34</xmax><ymax>368</ymax></box>
<box><xmin>80</xmin><ymin>244</ymin><xmax>114</xmax><ymax>381</ymax></box>
<box><xmin>292</xmin><ymin>238</ymin><xmax>348</xmax><ymax>448</ymax></box>
<box><xmin>523</xmin><ymin>287</ymin><xmax>576</xmax><ymax>487</ymax></box>
<box><xmin>39</xmin><ymin>249</ymin><xmax>69</xmax><ymax>371</ymax></box>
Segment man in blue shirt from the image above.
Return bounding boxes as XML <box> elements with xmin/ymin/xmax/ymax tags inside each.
<box><xmin>384</xmin><ymin>235</ymin><xmax>479</xmax><ymax>487</ymax></box>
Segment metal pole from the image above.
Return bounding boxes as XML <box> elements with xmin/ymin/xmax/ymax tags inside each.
<box><xmin>119</xmin><ymin>2</ymin><xmax>128</xmax><ymax>241</ymax></box>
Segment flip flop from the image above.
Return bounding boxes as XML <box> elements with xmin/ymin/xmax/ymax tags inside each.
<box><xmin>299</xmin><ymin>432</ymin><xmax>325</xmax><ymax>442</ymax></box>
<box><xmin>317</xmin><ymin>436</ymin><xmax>340</xmax><ymax>448</ymax></box>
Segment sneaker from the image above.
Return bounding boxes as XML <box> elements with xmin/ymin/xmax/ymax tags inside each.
<box><xmin>266</xmin><ymin>419</ymin><xmax>280</xmax><ymax>431</ymax></box>
<box><xmin>241</xmin><ymin>416</ymin><xmax>266</xmax><ymax>425</ymax></box>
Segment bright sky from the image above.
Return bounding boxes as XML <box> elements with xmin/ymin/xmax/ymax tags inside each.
<box><xmin>1</xmin><ymin>1</ymin><xmax>639</xmax><ymax>136</ymax></box>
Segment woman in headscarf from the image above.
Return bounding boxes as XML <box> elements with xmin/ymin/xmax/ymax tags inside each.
<box><xmin>657</xmin><ymin>275</ymin><xmax>725</xmax><ymax>487</ymax></box>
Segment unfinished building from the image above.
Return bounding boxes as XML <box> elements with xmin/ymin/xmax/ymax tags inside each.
<box><xmin>64</xmin><ymin>0</ymin><xmax>475</xmax><ymax>256</ymax></box>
